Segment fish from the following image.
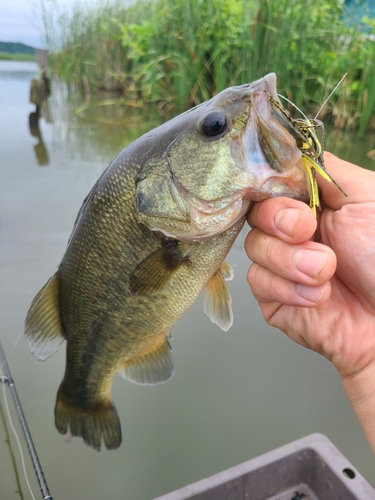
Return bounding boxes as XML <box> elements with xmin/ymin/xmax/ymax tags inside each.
<box><xmin>25</xmin><ymin>73</ymin><xmax>311</xmax><ymax>451</ymax></box>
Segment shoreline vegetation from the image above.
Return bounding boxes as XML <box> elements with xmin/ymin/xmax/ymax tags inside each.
<box><xmin>43</xmin><ymin>0</ymin><xmax>375</xmax><ymax>133</ymax></box>
<box><xmin>0</xmin><ymin>52</ymin><xmax>35</xmax><ymax>61</ymax></box>
<box><xmin>0</xmin><ymin>42</ymin><xmax>36</xmax><ymax>61</ymax></box>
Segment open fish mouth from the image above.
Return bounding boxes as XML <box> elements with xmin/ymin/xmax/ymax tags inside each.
<box><xmin>237</xmin><ymin>75</ymin><xmax>310</xmax><ymax>203</ymax></box>
<box><xmin>258</xmin><ymin>75</ymin><xmax>347</xmax><ymax>214</ymax></box>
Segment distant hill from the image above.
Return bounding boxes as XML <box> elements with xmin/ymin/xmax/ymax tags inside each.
<box><xmin>0</xmin><ymin>42</ymin><xmax>35</xmax><ymax>55</ymax></box>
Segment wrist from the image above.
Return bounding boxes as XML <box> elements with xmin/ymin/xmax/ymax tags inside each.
<box><xmin>341</xmin><ymin>364</ymin><xmax>375</xmax><ymax>454</ymax></box>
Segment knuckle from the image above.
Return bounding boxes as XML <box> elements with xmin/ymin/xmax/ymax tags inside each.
<box><xmin>247</xmin><ymin>263</ymin><xmax>270</xmax><ymax>300</ymax></box>
<box><xmin>247</xmin><ymin>262</ymin><xmax>260</xmax><ymax>288</ymax></box>
<box><xmin>263</xmin><ymin>235</ymin><xmax>281</xmax><ymax>268</ymax></box>
<box><xmin>244</xmin><ymin>227</ymin><xmax>262</xmax><ymax>260</ymax></box>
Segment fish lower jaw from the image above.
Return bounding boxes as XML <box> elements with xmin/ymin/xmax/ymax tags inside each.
<box><xmin>243</xmin><ymin>178</ymin><xmax>309</xmax><ymax>203</ymax></box>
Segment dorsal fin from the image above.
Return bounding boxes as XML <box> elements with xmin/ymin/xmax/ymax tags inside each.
<box><xmin>24</xmin><ymin>272</ymin><xmax>65</xmax><ymax>360</ymax></box>
<box><xmin>129</xmin><ymin>241</ymin><xmax>189</xmax><ymax>295</ymax></box>
<box><xmin>120</xmin><ymin>336</ymin><xmax>174</xmax><ymax>385</ymax></box>
<box><xmin>204</xmin><ymin>270</ymin><xmax>233</xmax><ymax>331</ymax></box>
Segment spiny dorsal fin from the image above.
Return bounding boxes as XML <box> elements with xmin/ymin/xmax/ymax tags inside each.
<box><xmin>24</xmin><ymin>272</ymin><xmax>65</xmax><ymax>360</ymax></box>
<box><xmin>204</xmin><ymin>270</ymin><xmax>233</xmax><ymax>331</ymax></box>
<box><xmin>120</xmin><ymin>336</ymin><xmax>174</xmax><ymax>385</ymax></box>
<box><xmin>129</xmin><ymin>241</ymin><xmax>189</xmax><ymax>295</ymax></box>
<box><xmin>220</xmin><ymin>260</ymin><xmax>234</xmax><ymax>281</ymax></box>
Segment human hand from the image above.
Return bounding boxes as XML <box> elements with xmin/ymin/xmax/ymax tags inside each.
<box><xmin>245</xmin><ymin>152</ymin><xmax>375</xmax><ymax>450</ymax></box>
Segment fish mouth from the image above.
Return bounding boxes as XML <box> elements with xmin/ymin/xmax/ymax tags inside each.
<box><xmin>263</xmin><ymin>73</ymin><xmax>280</xmax><ymax>104</ymax></box>
<box><xmin>243</xmin><ymin>173</ymin><xmax>309</xmax><ymax>203</ymax></box>
<box><xmin>236</xmin><ymin>74</ymin><xmax>310</xmax><ymax>203</ymax></box>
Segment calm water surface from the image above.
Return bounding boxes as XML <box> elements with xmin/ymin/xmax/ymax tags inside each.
<box><xmin>1</xmin><ymin>60</ymin><xmax>374</xmax><ymax>499</ymax></box>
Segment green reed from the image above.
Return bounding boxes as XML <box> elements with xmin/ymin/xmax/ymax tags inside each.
<box><xmin>43</xmin><ymin>0</ymin><xmax>375</xmax><ymax>130</ymax></box>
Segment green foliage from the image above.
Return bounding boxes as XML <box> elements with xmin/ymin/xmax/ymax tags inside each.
<box><xmin>44</xmin><ymin>0</ymin><xmax>375</xmax><ymax>130</ymax></box>
<box><xmin>0</xmin><ymin>52</ymin><xmax>35</xmax><ymax>61</ymax></box>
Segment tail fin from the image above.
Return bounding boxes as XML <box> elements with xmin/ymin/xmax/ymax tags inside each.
<box><xmin>55</xmin><ymin>387</ymin><xmax>122</xmax><ymax>451</ymax></box>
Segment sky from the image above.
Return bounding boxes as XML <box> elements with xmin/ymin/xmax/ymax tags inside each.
<box><xmin>0</xmin><ymin>0</ymin><xmax>77</xmax><ymax>48</ymax></box>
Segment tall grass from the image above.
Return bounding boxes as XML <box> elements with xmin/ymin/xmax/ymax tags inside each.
<box><xmin>43</xmin><ymin>0</ymin><xmax>375</xmax><ymax>131</ymax></box>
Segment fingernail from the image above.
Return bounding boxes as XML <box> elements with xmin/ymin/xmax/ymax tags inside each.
<box><xmin>274</xmin><ymin>208</ymin><xmax>302</xmax><ymax>236</ymax></box>
<box><xmin>297</xmin><ymin>283</ymin><xmax>327</xmax><ymax>303</ymax></box>
<box><xmin>294</xmin><ymin>249</ymin><xmax>328</xmax><ymax>278</ymax></box>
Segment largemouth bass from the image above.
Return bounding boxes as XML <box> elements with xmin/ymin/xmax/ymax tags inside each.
<box><xmin>25</xmin><ymin>73</ymin><xmax>311</xmax><ymax>451</ymax></box>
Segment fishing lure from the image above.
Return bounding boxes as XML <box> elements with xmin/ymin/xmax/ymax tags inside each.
<box><xmin>266</xmin><ymin>92</ymin><xmax>347</xmax><ymax>216</ymax></box>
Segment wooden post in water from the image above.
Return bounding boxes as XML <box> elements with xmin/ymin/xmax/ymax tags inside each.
<box><xmin>30</xmin><ymin>49</ymin><xmax>51</xmax><ymax>114</ymax></box>
<box><xmin>29</xmin><ymin>48</ymin><xmax>51</xmax><ymax>166</ymax></box>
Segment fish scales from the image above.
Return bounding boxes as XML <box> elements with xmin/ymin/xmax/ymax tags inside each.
<box><xmin>25</xmin><ymin>74</ymin><xmax>313</xmax><ymax>450</ymax></box>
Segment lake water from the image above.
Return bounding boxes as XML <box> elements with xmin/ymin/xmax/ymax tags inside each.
<box><xmin>0</xmin><ymin>60</ymin><xmax>374</xmax><ymax>499</ymax></box>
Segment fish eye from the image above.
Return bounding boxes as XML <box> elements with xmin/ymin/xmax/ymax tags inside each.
<box><xmin>201</xmin><ymin>111</ymin><xmax>227</xmax><ymax>137</ymax></box>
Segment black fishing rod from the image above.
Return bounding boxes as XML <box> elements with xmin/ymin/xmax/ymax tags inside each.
<box><xmin>0</xmin><ymin>341</ymin><xmax>53</xmax><ymax>500</ymax></box>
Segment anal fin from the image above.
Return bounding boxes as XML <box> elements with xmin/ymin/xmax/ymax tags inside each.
<box><xmin>120</xmin><ymin>336</ymin><xmax>174</xmax><ymax>385</ymax></box>
<box><xmin>204</xmin><ymin>269</ymin><xmax>233</xmax><ymax>331</ymax></box>
<box><xmin>24</xmin><ymin>272</ymin><xmax>65</xmax><ymax>360</ymax></box>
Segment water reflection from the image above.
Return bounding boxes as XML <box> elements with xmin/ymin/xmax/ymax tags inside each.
<box><xmin>46</xmin><ymin>83</ymin><xmax>375</xmax><ymax>173</ymax></box>
<box><xmin>29</xmin><ymin>112</ymin><xmax>49</xmax><ymax>166</ymax></box>
<box><xmin>47</xmin><ymin>84</ymin><xmax>165</xmax><ymax>166</ymax></box>
<box><xmin>0</xmin><ymin>60</ymin><xmax>38</xmax><ymax>80</ymax></box>
<box><xmin>28</xmin><ymin>74</ymin><xmax>51</xmax><ymax>166</ymax></box>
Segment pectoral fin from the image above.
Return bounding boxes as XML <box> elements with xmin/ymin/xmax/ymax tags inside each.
<box><xmin>120</xmin><ymin>336</ymin><xmax>174</xmax><ymax>385</ymax></box>
<box><xmin>129</xmin><ymin>241</ymin><xmax>189</xmax><ymax>295</ymax></box>
<box><xmin>204</xmin><ymin>270</ymin><xmax>233</xmax><ymax>331</ymax></box>
<box><xmin>24</xmin><ymin>272</ymin><xmax>65</xmax><ymax>360</ymax></box>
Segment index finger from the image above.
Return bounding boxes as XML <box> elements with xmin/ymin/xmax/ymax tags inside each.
<box><xmin>319</xmin><ymin>152</ymin><xmax>375</xmax><ymax>210</ymax></box>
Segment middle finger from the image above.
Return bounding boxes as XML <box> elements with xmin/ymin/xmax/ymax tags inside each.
<box><xmin>244</xmin><ymin>228</ymin><xmax>336</xmax><ymax>286</ymax></box>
